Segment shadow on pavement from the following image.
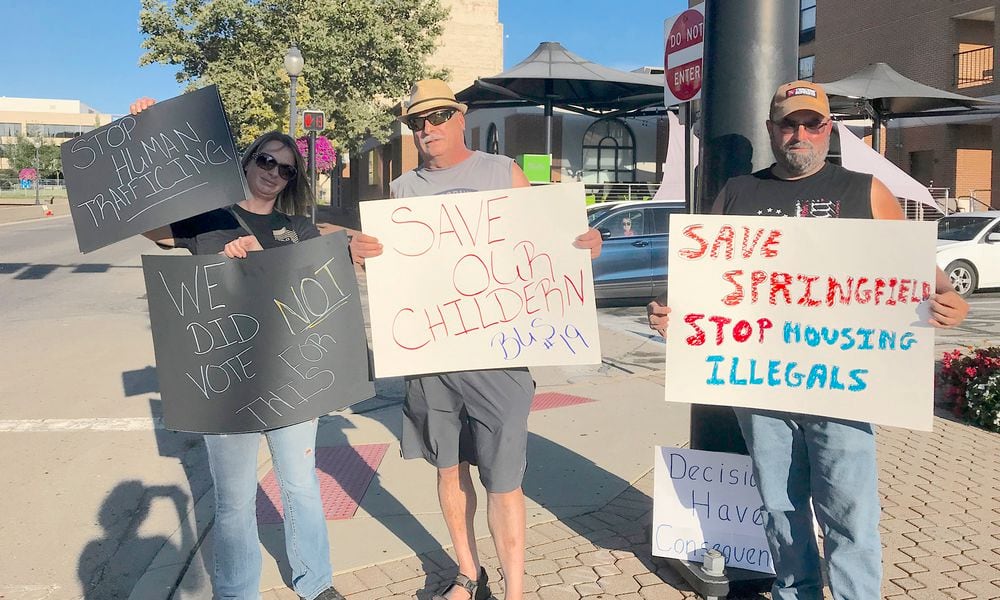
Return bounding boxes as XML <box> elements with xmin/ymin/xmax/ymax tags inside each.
<box><xmin>77</xmin><ymin>481</ymin><xmax>195</xmax><ymax>599</ymax></box>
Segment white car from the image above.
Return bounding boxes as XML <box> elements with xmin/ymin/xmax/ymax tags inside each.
<box><xmin>936</xmin><ymin>211</ymin><xmax>1000</xmax><ymax>297</ymax></box>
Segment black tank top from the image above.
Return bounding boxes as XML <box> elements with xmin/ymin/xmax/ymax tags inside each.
<box><xmin>717</xmin><ymin>162</ymin><xmax>873</xmax><ymax>219</ymax></box>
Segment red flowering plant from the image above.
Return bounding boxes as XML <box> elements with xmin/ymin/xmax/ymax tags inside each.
<box><xmin>295</xmin><ymin>135</ymin><xmax>337</xmax><ymax>173</ymax></box>
<box><xmin>938</xmin><ymin>345</ymin><xmax>1000</xmax><ymax>430</ymax></box>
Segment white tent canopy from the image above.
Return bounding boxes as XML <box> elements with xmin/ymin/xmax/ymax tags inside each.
<box><xmin>653</xmin><ymin>117</ymin><xmax>937</xmax><ymax>211</ymax></box>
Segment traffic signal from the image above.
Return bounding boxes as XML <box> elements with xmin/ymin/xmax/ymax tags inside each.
<box><xmin>303</xmin><ymin>110</ymin><xmax>325</xmax><ymax>131</ymax></box>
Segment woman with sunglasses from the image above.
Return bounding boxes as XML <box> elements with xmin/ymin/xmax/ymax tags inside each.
<box><xmin>131</xmin><ymin>98</ymin><xmax>343</xmax><ymax>600</ymax></box>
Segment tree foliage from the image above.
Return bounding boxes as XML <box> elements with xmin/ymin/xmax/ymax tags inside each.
<box><xmin>2</xmin><ymin>137</ymin><xmax>62</xmax><ymax>176</ymax></box>
<box><xmin>139</xmin><ymin>0</ymin><xmax>449</xmax><ymax>150</ymax></box>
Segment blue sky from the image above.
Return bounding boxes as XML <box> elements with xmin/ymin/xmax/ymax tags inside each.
<box><xmin>9</xmin><ymin>0</ymin><xmax>685</xmax><ymax>116</ymax></box>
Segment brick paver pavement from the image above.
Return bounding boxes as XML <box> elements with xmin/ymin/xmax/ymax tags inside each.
<box><xmin>264</xmin><ymin>411</ymin><xmax>1000</xmax><ymax>600</ymax></box>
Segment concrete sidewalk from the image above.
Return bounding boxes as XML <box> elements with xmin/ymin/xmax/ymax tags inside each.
<box><xmin>129</xmin><ymin>316</ymin><xmax>1000</xmax><ymax>600</ymax></box>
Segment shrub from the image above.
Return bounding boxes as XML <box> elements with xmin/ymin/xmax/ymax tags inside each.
<box><xmin>939</xmin><ymin>346</ymin><xmax>1000</xmax><ymax>431</ymax></box>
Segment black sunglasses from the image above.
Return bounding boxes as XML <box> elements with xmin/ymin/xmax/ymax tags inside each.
<box><xmin>251</xmin><ymin>151</ymin><xmax>297</xmax><ymax>181</ymax></box>
<box><xmin>774</xmin><ymin>118</ymin><xmax>830</xmax><ymax>134</ymax></box>
<box><xmin>405</xmin><ymin>108</ymin><xmax>457</xmax><ymax>131</ymax></box>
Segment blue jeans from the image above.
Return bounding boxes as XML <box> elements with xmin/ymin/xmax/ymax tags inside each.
<box><xmin>734</xmin><ymin>409</ymin><xmax>882</xmax><ymax>600</ymax></box>
<box><xmin>204</xmin><ymin>419</ymin><xmax>332</xmax><ymax>600</ymax></box>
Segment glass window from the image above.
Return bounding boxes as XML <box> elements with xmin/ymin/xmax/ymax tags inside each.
<box><xmin>800</xmin><ymin>0</ymin><xmax>816</xmax><ymax>32</ymax></box>
<box><xmin>581</xmin><ymin>118</ymin><xmax>636</xmax><ymax>183</ymax></box>
<box><xmin>799</xmin><ymin>55</ymin><xmax>816</xmax><ymax>81</ymax></box>
<box><xmin>0</xmin><ymin>123</ymin><xmax>21</xmax><ymax>137</ymax></box>
<box><xmin>937</xmin><ymin>216</ymin><xmax>995</xmax><ymax>241</ymax></box>
<box><xmin>601</xmin><ymin>209</ymin><xmax>645</xmax><ymax>238</ymax></box>
<box><xmin>24</xmin><ymin>123</ymin><xmax>92</xmax><ymax>138</ymax></box>
<box><xmin>648</xmin><ymin>207</ymin><xmax>677</xmax><ymax>234</ymax></box>
<box><xmin>367</xmin><ymin>150</ymin><xmax>378</xmax><ymax>186</ymax></box>
<box><xmin>486</xmin><ymin>123</ymin><xmax>499</xmax><ymax>154</ymax></box>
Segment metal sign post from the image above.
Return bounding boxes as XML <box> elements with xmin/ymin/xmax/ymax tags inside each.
<box><xmin>302</xmin><ymin>110</ymin><xmax>325</xmax><ymax>224</ymax></box>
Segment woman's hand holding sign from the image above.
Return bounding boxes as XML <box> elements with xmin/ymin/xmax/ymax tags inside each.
<box><xmin>223</xmin><ymin>235</ymin><xmax>263</xmax><ymax>259</ymax></box>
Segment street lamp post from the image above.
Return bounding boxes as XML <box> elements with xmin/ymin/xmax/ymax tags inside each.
<box><xmin>33</xmin><ymin>140</ymin><xmax>41</xmax><ymax>206</ymax></box>
<box><xmin>284</xmin><ymin>44</ymin><xmax>304</xmax><ymax>138</ymax></box>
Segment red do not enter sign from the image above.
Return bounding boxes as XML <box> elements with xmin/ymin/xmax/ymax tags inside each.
<box><xmin>664</xmin><ymin>8</ymin><xmax>704</xmax><ymax>103</ymax></box>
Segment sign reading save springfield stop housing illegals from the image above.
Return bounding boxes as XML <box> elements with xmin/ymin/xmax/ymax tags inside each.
<box><xmin>663</xmin><ymin>214</ymin><xmax>938</xmax><ymax>431</ymax></box>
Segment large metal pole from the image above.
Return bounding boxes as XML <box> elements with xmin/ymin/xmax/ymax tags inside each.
<box><xmin>692</xmin><ymin>0</ymin><xmax>800</xmax><ymax>452</ymax></box>
<box><xmin>698</xmin><ymin>0</ymin><xmax>801</xmax><ymax>213</ymax></box>
<box><xmin>288</xmin><ymin>75</ymin><xmax>298</xmax><ymax>138</ymax></box>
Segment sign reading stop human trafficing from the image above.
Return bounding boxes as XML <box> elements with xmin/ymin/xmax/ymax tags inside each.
<box><xmin>663</xmin><ymin>4</ymin><xmax>705</xmax><ymax>106</ymax></box>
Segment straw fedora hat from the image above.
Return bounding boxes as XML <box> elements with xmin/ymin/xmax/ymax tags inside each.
<box><xmin>398</xmin><ymin>79</ymin><xmax>468</xmax><ymax>121</ymax></box>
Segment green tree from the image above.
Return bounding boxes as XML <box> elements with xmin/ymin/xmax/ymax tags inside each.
<box><xmin>139</xmin><ymin>0</ymin><xmax>449</xmax><ymax>150</ymax></box>
<box><xmin>2</xmin><ymin>137</ymin><xmax>62</xmax><ymax>177</ymax></box>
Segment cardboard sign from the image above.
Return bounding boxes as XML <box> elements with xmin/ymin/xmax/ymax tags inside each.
<box><xmin>142</xmin><ymin>232</ymin><xmax>374</xmax><ymax>433</ymax></box>
<box><xmin>664</xmin><ymin>214</ymin><xmax>937</xmax><ymax>430</ymax></box>
<box><xmin>360</xmin><ymin>183</ymin><xmax>601</xmax><ymax>377</ymax></box>
<box><xmin>653</xmin><ymin>447</ymin><xmax>774</xmax><ymax>574</ymax></box>
<box><xmin>63</xmin><ymin>86</ymin><xmax>248</xmax><ymax>253</ymax></box>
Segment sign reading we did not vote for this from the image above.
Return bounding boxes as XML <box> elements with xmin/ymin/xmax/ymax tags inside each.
<box><xmin>665</xmin><ymin>214</ymin><xmax>937</xmax><ymax>431</ymax></box>
<box><xmin>361</xmin><ymin>183</ymin><xmax>601</xmax><ymax>377</ymax></box>
<box><xmin>143</xmin><ymin>232</ymin><xmax>374</xmax><ymax>434</ymax></box>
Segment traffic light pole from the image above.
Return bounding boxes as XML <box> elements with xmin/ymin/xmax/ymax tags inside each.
<box><xmin>308</xmin><ymin>131</ymin><xmax>317</xmax><ymax>224</ymax></box>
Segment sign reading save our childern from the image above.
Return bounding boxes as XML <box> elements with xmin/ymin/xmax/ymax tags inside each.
<box><xmin>142</xmin><ymin>232</ymin><xmax>374</xmax><ymax>433</ymax></box>
<box><xmin>664</xmin><ymin>214</ymin><xmax>937</xmax><ymax>431</ymax></box>
<box><xmin>360</xmin><ymin>183</ymin><xmax>601</xmax><ymax>377</ymax></box>
<box><xmin>62</xmin><ymin>85</ymin><xmax>247</xmax><ymax>253</ymax></box>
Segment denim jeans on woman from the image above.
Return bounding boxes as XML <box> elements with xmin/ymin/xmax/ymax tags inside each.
<box><xmin>734</xmin><ymin>409</ymin><xmax>882</xmax><ymax>600</ymax></box>
<box><xmin>204</xmin><ymin>418</ymin><xmax>332</xmax><ymax>600</ymax></box>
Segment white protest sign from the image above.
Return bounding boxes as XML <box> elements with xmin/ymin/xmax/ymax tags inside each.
<box><xmin>665</xmin><ymin>214</ymin><xmax>937</xmax><ymax>430</ymax></box>
<box><xmin>653</xmin><ymin>447</ymin><xmax>774</xmax><ymax>574</ymax></box>
<box><xmin>360</xmin><ymin>182</ymin><xmax>601</xmax><ymax>377</ymax></box>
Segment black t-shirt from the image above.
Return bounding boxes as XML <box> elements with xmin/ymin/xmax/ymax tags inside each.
<box><xmin>170</xmin><ymin>205</ymin><xmax>320</xmax><ymax>255</ymax></box>
<box><xmin>716</xmin><ymin>162</ymin><xmax>873</xmax><ymax>219</ymax></box>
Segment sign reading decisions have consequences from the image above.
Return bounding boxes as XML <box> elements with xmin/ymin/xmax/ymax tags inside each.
<box><xmin>653</xmin><ymin>447</ymin><xmax>773</xmax><ymax>574</ymax></box>
<box><xmin>142</xmin><ymin>232</ymin><xmax>374</xmax><ymax>434</ymax></box>
<box><xmin>361</xmin><ymin>183</ymin><xmax>601</xmax><ymax>377</ymax></box>
<box><xmin>63</xmin><ymin>85</ymin><xmax>248</xmax><ymax>253</ymax></box>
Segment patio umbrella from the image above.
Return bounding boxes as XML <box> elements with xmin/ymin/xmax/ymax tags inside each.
<box><xmin>821</xmin><ymin>62</ymin><xmax>998</xmax><ymax>151</ymax></box>
<box><xmin>456</xmin><ymin>42</ymin><xmax>665</xmax><ymax>154</ymax></box>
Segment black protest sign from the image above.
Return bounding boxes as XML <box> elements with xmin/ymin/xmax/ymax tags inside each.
<box><xmin>142</xmin><ymin>232</ymin><xmax>374</xmax><ymax>433</ymax></box>
<box><xmin>63</xmin><ymin>86</ymin><xmax>248</xmax><ymax>253</ymax></box>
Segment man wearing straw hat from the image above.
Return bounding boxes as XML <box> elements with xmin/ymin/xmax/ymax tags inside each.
<box><xmin>351</xmin><ymin>80</ymin><xmax>602</xmax><ymax>600</ymax></box>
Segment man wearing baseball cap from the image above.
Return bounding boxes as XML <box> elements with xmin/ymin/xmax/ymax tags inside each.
<box><xmin>647</xmin><ymin>80</ymin><xmax>968</xmax><ymax>599</ymax></box>
<box><xmin>351</xmin><ymin>79</ymin><xmax>602</xmax><ymax>600</ymax></box>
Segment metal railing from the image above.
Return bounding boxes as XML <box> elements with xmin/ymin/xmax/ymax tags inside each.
<box><xmin>955</xmin><ymin>46</ymin><xmax>994</xmax><ymax>88</ymax></box>
<box><xmin>583</xmin><ymin>182</ymin><xmax>662</xmax><ymax>204</ymax></box>
<box><xmin>970</xmin><ymin>189</ymin><xmax>992</xmax><ymax>210</ymax></box>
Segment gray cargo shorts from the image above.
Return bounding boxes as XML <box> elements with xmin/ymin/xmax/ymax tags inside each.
<box><xmin>401</xmin><ymin>368</ymin><xmax>534</xmax><ymax>493</ymax></box>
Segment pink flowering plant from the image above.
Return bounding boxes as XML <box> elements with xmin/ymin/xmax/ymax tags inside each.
<box><xmin>939</xmin><ymin>346</ymin><xmax>1000</xmax><ymax>431</ymax></box>
<box><xmin>295</xmin><ymin>136</ymin><xmax>337</xmax><ymax>173</ymax></box>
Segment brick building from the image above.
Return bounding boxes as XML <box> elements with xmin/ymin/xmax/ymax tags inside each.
<box><xmin>798</xmin><ymin>0</ymin><xmax>999</xmax><ymax>209</ymax></box>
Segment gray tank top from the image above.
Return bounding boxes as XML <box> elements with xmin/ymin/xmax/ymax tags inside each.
<box><xmin>390</xmin><ymin>151</ymin><xmax>514</xmax><ymax>198</ymax></box>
